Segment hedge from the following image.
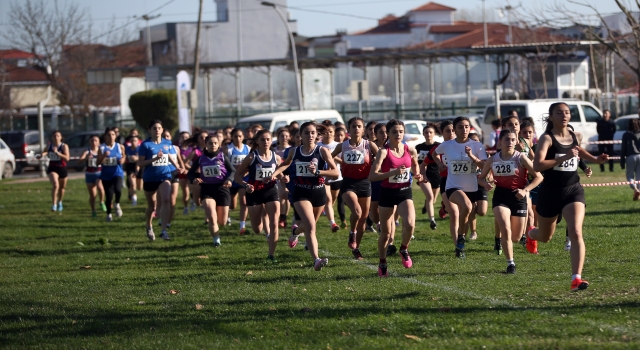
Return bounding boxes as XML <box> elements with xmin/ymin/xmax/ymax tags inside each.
<box><xmin>129</xmin><ymin>89</ymin><xmax>178</xmax><ymax>134</ymax></box>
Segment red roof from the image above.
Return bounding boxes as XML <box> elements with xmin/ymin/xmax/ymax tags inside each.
<box><xmin>2</xmin><ymin>63</ymin><xmax>48</xmax><ymax>83</ymax></box>
<box><xmin>0</xmin><ymin>49</ymin><xmax>37</xmax><ymax>60</ymax></box>
<box><xmin>411</xmin><ymin>2</ymin><xmax>456</xmax><ymax>12</ymax></box>
<box><xmin>357</xmin><ymin>16</ymin><xmax>411</xmax><ymax>35</ymax></box>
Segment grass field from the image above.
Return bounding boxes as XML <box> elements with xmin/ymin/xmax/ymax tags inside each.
<box><xmin>1</xmin><ymin>169</ymin><xmax>639</xmax><ymax>349</ymax></box>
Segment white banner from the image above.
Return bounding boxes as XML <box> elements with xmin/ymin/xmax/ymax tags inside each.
<box><xmin>176</xmin><ymin>70</ymin><xmax>191</xmax><ymax>132</ymax></box>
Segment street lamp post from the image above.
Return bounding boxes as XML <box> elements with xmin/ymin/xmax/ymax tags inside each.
<box><xmin>38</xmin><ymin>65</ymin><xmax>53</xmax><ymax>177</ymax></box>
<box><xmin>261</xmin><ymin>1</ymin><xmax>303</xmax><ymax>110</ymax></box>
<box><xmin>135</xmin><ymin>14</ymin><xmax>161</xmax><ymax>66</ymax></box>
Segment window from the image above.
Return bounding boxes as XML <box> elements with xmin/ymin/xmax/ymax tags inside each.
<box><xmin>616</xmin><ymin>118</ymin><xmax>635</xmax><ymax>131</ymax></box>
<box><xmin>569</xmin><ymin>105</ymin><xmax>581</xmax><ymax>123</ymax></box>
<box><xmin>65</xmin><ymin>135</ymin><xmax>85</xmax><ymax>148</ymax></box>
<box><xmin>558</xmin><ymin>62</ymin><xmax>588</xmax><ymax>88</ymax></box>
<box><xmin>405</xmin><ymin>123</ymin><xmax>421</xmax><ymax>135</ymax></box>
<box><xmin>582</xmin><ymin>105</ymin><xmax>601</xmax><ymax>122</ymax></box>
<box><xmin>27</xmin><ymin>134</ymin><xmax>40</xmax><ymax>145</ymax></box>
<box><xmin>530</xmin><ymin>63</ymin><xmax>556</xmax><ymax>90</ymax></box>
<box><xmin>0</xmin><ymin>140</ymin><xmax>6</xmax><ymax>149</ymax></box>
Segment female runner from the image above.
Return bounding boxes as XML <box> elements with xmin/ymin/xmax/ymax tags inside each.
<box><xmin>78</xmin><ymin>135</ymin><xmax>105</xmax><ymax>216</ymax></box>
<box><xmin>98</xmin><ymin>127</ymin><xmax>126</xmax><ymax>222</ymax></box>
<box><xmin>416</xmin><ymin>123</ymin><xmax>440</xmax><ymax>230</ymax></box>
<box><xmin>528</xmin><ymin>102</ymin><xmax>608</xmax><ymax>291</ymax></box>
<box><xmin>434</xmin><ymin>117</ymin><xmax>487</xmax><ymax>258</ymax></box>
<box><xmin>41</xmin><ymin>131</ymin><xmax>69</xmax><ymax>211</ymax></box>
<box><xmin>157</xmin><ymin>130</ymin><xmax>185</xmax><ymax>229</ymax></box>
<box><xmin>369</xmin><ymin>119</ymin><xmax>421</xmax><ymax>276</ymax></box>
<box><xmin>430</xmin><ymin>120</ymin><xmax>459</xmax><ymax>245</ymax></box>
<box><xmin>235</xmin><ymin>129</ymin><xmax>282</xmax><ymax>261</ymax></box>
<box><xmin>283</xmin><ymin>128</ymin><xmax>302</xmax><ymax>245</ymax></box>
<box><xmin>319</xmin><ymin>122</ymin><xmax>342</xmax><ymax>232</ymax></box>
<box><xmin>227</xmin><ymin>128</ymin><xmax>250</xmax><ymax>234</ymax></box>
<box><xmin>177</xmin><ymin>131</ymin><xmax>193</xmax><ymax>215</ymax></box>
<box><xmin>138</xmin><ymin>120</ymin><xmax>181</xmax><ymax>240</ymax></box>
<box><xmin>185</xmin><ymin>131</ymin><xmax>209</xmax><ymax>215</ymax></box>
<box><xmin>273</xmin><ymin>128</ymin><xmax>291</xmax><ymax>228</ymax></box>
<box><xmin>190</xmin><ymin>135</ymin><xmax>235</xmax><ymax>247</ymax></box>
<box><xmin>271</xmin><ymin>122</ymin><xmax>339</xmax><ymax>271</ymax></box>
<box><xmin>331</xmin><ymin>117</ymin><xmax>379</xmax><ymax>260</ymax></box>
<box><xmin>124</xmin><ymin>135</ymin><xmax>140</xmax><ymax>206</ymax></box>
<box><xmin>478</xmin><ymin>129</ymin><xmax>542</xmax><ymax>274</ymax></box>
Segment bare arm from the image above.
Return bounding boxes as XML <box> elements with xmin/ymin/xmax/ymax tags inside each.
<box><xmin>78</xmin><ymin>150</ymin><xmax>90</xmax><ymax>162</ymax></box>
<box><xmin>56</xmin><ymin>144</ymin><xmax>70</xmax><ymax>162</ymax></box>
<box><xmin>368</xmin><ymin>148</ymin><xmax>402</xmax><ymax>182</ymax></box>
<box><xmin>330</xmin><ymin>143</ymin><xmax>342</xmax><ymax>158</ymax></box>
<box><xmin>477</xmin><ymin>156</ymin><xmax>495</xmax><ymax>190</ymax></box>
<box><xmin>271</xmin><ymin>149</ymin><xmax>294</xmax><ymax>179</ymax></box>
<box><xmin>318</xmin><ymin>147</ymin><xmax>339</xmax><ymax>179</ymax></box>
<box><xmin>119</xmin><ymin>145</ymin><xmax>126</xmax><ymax>164</ymax></box>
<box><xmin>533</xmin><ymin>135</ymin><xmax>576</xmax><ymax>173</ymax></box>
<box><xmin>234</xmin><ymin>153</ymin><xmax>254</xmax><ymax>186</ymax></box>
<box><xmin>409</xmin><ymin>146</ymin><xmax>422</xmax><ymax>182</ymax></box>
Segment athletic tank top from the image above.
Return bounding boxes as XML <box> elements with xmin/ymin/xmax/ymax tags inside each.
<box><xmin>47</xmin><ymin>143</ymin><xmax>66</xmax><ymax>167</ymax></box>
<box><xmin>542</xmin><ymin>131</ymin><xmax>580</xmax><ymax>188</ymax></box>
<box><xmin>418</xmin><ymin>142</ymin><xmax>440</xmax><ymax>174</ymax></box>
<box><xmin>100</xmin><ymin>143</ymin><xmax>124</xmax><ymax>180</ymax></box>
<box><xmin>228</xmin><ymin>143</ymin><xmax>250</xmax><ymax>187</ymax></box>
<box><xmin>283</xmin><ymin>147</ymin><xmax>297</xmax><ymax>193</ymax></box>
<box><xmin>492</xmin><ymin>150</ymin><xmax>527</xmax><ymax>190</ymax></box>
<box><xmin>140</xmin><ymin>139</ymin><xmax>173</xmax><ymax>182</ymax></box>
<box><xmin>125</xmin><ymin>145</ymin><xmax>138</xmax><ymax>164</ymax></box>
<box><xmin>85</xmin><ymin>148</ymin><xmax>101</xmax><ymax>174</ymax></box>
<box><xmin>319</xmin><ymin>141</ymin><xmax>341</xmax><ymax>182</ymax></box>
<box><xmin>272</xmin><ymin>145</ymin><xmax>290</xmax><ymax>161</ymax></box>
<box><xmin>248</xmin><ymin>150</ymin><xmax>278</xmax><ymax>191</ymax></box>
<box><xmin>429</xmin><ymin>146</ymin><xmax>448</xmax><ymax>177</ymax></box>
<box><xmin>381</xmin><ymin>143</ymin><xmax>412</xmax><ymax>188</ymax></box>
<box><xmin>180</xmin><ymin>146</ymin><xmax>193</xmax><ymax>160</ymax></box>
<box><xmin>340</xmin><ymin>139</ymin><xmax>371</xmax><ymax>180</ymax></box>
<box><xmin>199</xmin><ymin>151</ymin><xmax>228</xmax><ymax>184</ymax></box>
<box><xmin>292</xmin><ymin>145</ymin><xmax>326</xmax><ymax>189</ymax></box>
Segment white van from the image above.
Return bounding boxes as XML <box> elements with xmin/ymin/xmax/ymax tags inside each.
<box><xmin>481</xmin><ymin>99</ymin><xmax>602</xmax><ymax>152</ymax></box>
<box><xmin>235</xmin><ymin>110</ymin><xmax>345</xmax><ymax>133</ymax></box>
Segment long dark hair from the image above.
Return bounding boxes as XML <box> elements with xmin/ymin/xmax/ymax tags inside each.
<box><xmin>545</xmin><ymin>102</ymin><xmax>569</xmax><ymax>133</ymax></box>
<box><xmin>251</xmin><ymin>129</ymin><xmax>272</xmax><ymax>152</ymax></box>
<box><xmin>629</xmin><ymin>118</ymin><xmax>640</xmax><ymax>133</ymax></box>
<box><xmin>452</xmin><ymin>116</ymin><xmax>470</xmax><ymax>128</ymax></box>
<box><xmin>183</xmin><ymin>131</ymin><xmax>209</xmax><ymax>147</ymax></box>
<box><xmin>424</xmin><ymin>122</ymin><xmax>440</xmax><ymax>134</ymax></box>
<box><xmin>299</xmin><ymin>122</ymin><xmax>327</xmax><ymax>143</ymax></box>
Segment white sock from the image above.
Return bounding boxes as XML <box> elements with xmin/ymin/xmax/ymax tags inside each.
<box><xmin>572</xmin><ymin>274</ymin><xmax>581</xmax><ymax>281</ymax></box>
<box><xmin>240</xmin><ymin>221</ymin><xmax>246</xmax><ymax>229</ymax></box>
<box><xmin>507</xmin><ymin>259</ymin><xmax>515</xmax><ymax>266</ymax></box>
<box><xmin>330</xmin><ymin>220</ymin><xmax>335</xmax><ymax>225</ymax></box>
<box><xmin>430</xmin><ymin>216</ymin><xmax>435</xmax><ymax>221</ymax></box>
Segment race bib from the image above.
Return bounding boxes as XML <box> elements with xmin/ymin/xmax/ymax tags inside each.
<box><xmin>450</xmin><ymin>160</ymin><xmax>474</xmax><ymax>175</ymax></box>
<box><xmin>296</xmin><ymin>162</ymin><xmax>314</xmax><ymax>177</ymax></box>
<box><xmin>418</xmin><ymin>151</ymin><xmax>429</xmax><ymax>162</ymax></box>
<box><xmin>389</xmin><ymin>168</ymin><xmax>410</xmax><ymax>184</ymax></box>
<box><xmin>88</xmin><ymin>158</ymin><xmax>97</xmax><ymax>168</ymax></box>
<box><xmin>48</xmin><ymin>152</ymin><xmax>60</xmax><ymax>161</ymax></box>
<box><xmin>103</xmin><ymin>157</ymin><xmax>117</xmax><ymax>166</ymax></box>
<box><xmin>554</xmin><ymin>154</ymin><xmax>578</xmax><ymax>172</ymax></box>
<box><xmin>344</xmin><ymin>150</ymin><xmax>364</xmax><ymax>164</ymax></box>
<box><xmin>152</xmin><ymin>154</ymin><xmax>169</xmax><ymax>167</ymax></box>
<box><xmin>231</xmin><ymin>155</ymin><xmax>246</xmax><ymax>166</ymax></box>
<box><xmin>256</xmin><ymin>165</ymin><xmax>275</xmax><ymax>181</ymax></box>
<box><xmin>203</xmin><ymin>165</ymin><xmax>221</xmax><ymax>177</ymax></box>
<box><xmin>492</xmin><ymin>161</ymin><xmax>516</xmax><ymax>176</ymax></box>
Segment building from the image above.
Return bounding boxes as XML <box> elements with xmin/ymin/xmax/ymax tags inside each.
<box><xmin>0</xmin><ymin>49</ymin><xmax>58</xmax><ymax>111</ymax></box>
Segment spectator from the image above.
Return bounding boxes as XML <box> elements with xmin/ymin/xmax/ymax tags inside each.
<box><xmin>620</xmin><ymin>118</ymin><xmax>640</xmax><ymax>200</ymax></box>
<box><xmin>486</xmin><ymin>119</ymin><xmax>501</xmax><ymax>150</ymax></box>
<box><xmin>596</xmin><ymin>109</ymin><xmax>616</xmax><ymax>172</ymax></box>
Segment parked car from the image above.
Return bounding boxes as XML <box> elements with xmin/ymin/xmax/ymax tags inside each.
<box><xmin>480</xmin><ymin>99</ymin><xmax>603</xmax><ymax>153</ymax></box>
<box><xmin>235</xmin><ymin>110</ymin><xmax>345</xmax><ymax>133</ymax></box>
<box><xmin>0</xmin><ymin>130</ymin><xmax>45</xmax><ymax>174</ymax></box>
<box><xmin>64</xmin><ymin>130</ymin><xmax>104</xmax><ymax>171</ymax></box>
<box><xmin>0</xmin><ymin>137</ymin><xmax>16</xmax><ymax>180</ymax></box>
<box><xmin>374</xmin><ymin>119</ymin><xmax>444</xmax><ymax>147</ymax></box>
<box><xmin>585</xmin><ymin>114</ymin><xmax>638</xmax><ymax>154</ymax></box>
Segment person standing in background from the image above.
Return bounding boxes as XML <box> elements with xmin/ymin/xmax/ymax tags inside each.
<box><xmin>596</xmin><ymin>109</ymin><xmax>616</xmax><ymax>172</ymax></box>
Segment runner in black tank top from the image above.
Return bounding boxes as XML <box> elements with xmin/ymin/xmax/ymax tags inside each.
<box><xmin>527</xmin><ymin>102</ymin><xmax>609</xmax><ymax>292</ymax></box>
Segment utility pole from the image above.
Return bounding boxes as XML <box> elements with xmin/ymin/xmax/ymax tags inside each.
<box><xmin>136</xmin><ymin>14</ymin><xmax>161</xmax><ymax>66</ymax></box>
<box><xmin>191</xmin><ymin>0</ymin><xmax>204</xmax><ymax>129</ymax></box>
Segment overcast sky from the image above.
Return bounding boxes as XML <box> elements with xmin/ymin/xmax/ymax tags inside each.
<box><xmin>0</xmin><ymin>0</ymin><xmax>628</xmax><ymax>48</ymax></box>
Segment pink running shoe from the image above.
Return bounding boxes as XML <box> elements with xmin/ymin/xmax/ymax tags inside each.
<box><xmin>399</xmin><ymin>249</ymin><xmax>413</xmax><ymax>268</ymax></box>
<box><xmin>378</xmin><ymin>264</ymin><xmax>388</xmax><ymax>277</ymax></box>
<box><xmin>288</xmin><ymin>225</ymin><xmax>299</xmax><ymax>248</ymax></box>
<box><xmin>314</xmin><ymin>258</ymin><xmax>328</xmax><ymax>271</ymax></box>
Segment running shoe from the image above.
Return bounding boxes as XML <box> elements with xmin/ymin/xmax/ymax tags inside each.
<box><xmin>266</xmin><ymin>255</ymin><xmax>278</xmax><ymax>263</ymax></box>
<box><xmin>189</xmin><ymin>200</ymin><xmax>196</xmax><ymax>212</ymax></box>
<box><xmin>456</xmin><ymin>236</ymin><xmax>465</xmax><ymax>251</ymax></box>
<box><xmin>204</xmin><ymin>220</ymin><xmax>209</xmax><ymax>225</ymax></box>
<box><xmin>411</xmin><ymin>235</ymin><xmax>415</xmax><ymax>240</ymax></box>
<box><xmin>57</xmin><ymin>202</ymin><xmax>63</xmax><ymax>212</ymax></box>
<box><xmin>352</xmin><ymin>248</ymin><xmax>364</xmax><ymax>260</ymax></box>
<box><xmin>438</xmin><ymin>206</ymin><xmax>448</xmax><ymax>219</ymax></box>
<box><xmin>313</xmin><ymin>258</ymin><xmax>328</xmax><ymax>271</ymax></box>
<box><xmin>278</xmin><ymin>219</ymin><xmax>285</xmax><ymax>228</ymax></box>
<box><xmin>51</xmin><ymin>204</ymin><xmax>57</xmax><ymax>212</ymax></box>
<box><xmin>378</xmin><ymin>263</ymin><xmax>388</xmax><ymax>277</ymax></box>
<box><xmin>386</xmin><ymin>244</ymin><xmax>397</xmax><ymax>257</ymax></box>
<box><xmin>526</xmin><ymin>227</ymin><xmax>539</xmax><ymax>254</ymax></box>
<box><xmin>340</xmin><ymin>221</ymin><xmax>347</xmax><ymax>229</ymax></box>
<box><xmin>160</xmin><ymin>230</ymin><xmax>170</xmax><ymax>240</ymax></box>
<box><xmin>430</xmin><ymin>219</ymin><xmax>437</xmax><ymax>230</ymax></box>
<box><xmin>494</xmin><ymin>238</ymin><xmax>502</xmax><ymax>255</ymax></box>
<box><xmin>564</xmin><ymin>238</ymin><xmax>572</xmax><ymax>251</ymax></box>
<box><xmin>506</xmin><ymin>264</ymin><xmax>516</xmax><ymax>274</ymax></box>
<box><xmin>239</xmin><ymin>228</ymin><xmax>246</xmax><ymax>235</ymax></box>
<box><xmin>395</xmin><ymin>220</ymin><xmax>399</xmax><ymax>225</ymax></box>
<box><xmin>519</xmin><ymin>234</ymin><xmax>527</xmax><ymax>248</ymax></box>
<box><xmin>331</xmin><ymin>223</ymin><xmax>340</xmax><ymax>232</ymax></box>
<box><xmin>455</xmin><ymin>248</ymin><xmax>465</xmax><ymax>259</ymax></box>
<box><xmin>634</xmin><ymin>191</ymin><xmax>640</xmax><ymax>201</ymax></box>
<box><xmin>146</xmin><ymin>227</ymin><xmax>155</xmax><ymax>241</ymax></box>
<box><xmin>469</xmin><ymin>231</ymin><xmax>478</xmax><ymax>241</ymax></box>
<box><xmin>377</xmin><ymin>223</ymin><xmax>381</xmax><ymax>233</ymax></box>
<box><xmin>92</xmin><ymin>211</ymin><xmax>97</xmax><ymax>218</ymax></box>
<box><xmin>165</xmin><ymin>223</ymin><xmax>171</xmax><ymax>229</ymax></box>
<box><xmin>571</xmin><ymin>278</ymin><xmax>589</xmax><ymax>291</ymax></box>
<box><xmin>399</xmin><ymin>249</ymin><xmax>413</xmax><ymax>268</ymax></box>
<box><xmin>152</xmin><ymin>211</ymin><xmax>157</xmax><ymax>218</ymax></box>
<box><xmin>288</xmin><ymin>225</ymin><xmax>299</xmax><ymax>248</ymax></box>
<box><xmin>132</xmin><ymin>196</ymin><xmax>137</xmax><ymax>206</ymax></box>
<box><xmin>366</xmin><ymin>224</ymin><xmax>376</xmax><ymax>232</ymax></box>
<box><xmin>227</xmin><ymin>217</ymin><xmax>232</xmax><ymax>226</ymax></box>
<box><xmin>115</xmin><ymin>204</ymin><xmax>123</xmax><ymax>218</ymax></box>
<box><xmin>421</xmin><ymin>205</ymin><xmax>427</xmax><ymax>214</ymax></box>
<box><xmin>183</xmin><ymin>207</ymin><xmax>189</xmax><ymax>215</ymax></box>
<box><xmin>106</xmin><ymin>214</ymin><xmax>113</xmax><ymax>222</ymax></box>
<box><xmin>348</xmin><ymin>231</ymin><xmax>356</xmax><ymax>249</ymax></box>
<box><xmin>100</xmin><ymin>202</ymin><xmax>107</xmax><ymax>212</ymax></box>
<box><xmin>322</xmin><ymin>210</ymin><xmax>326</xmax><ymax>216</ymax></box>
<box><xmin>304</xmin><ymin>244</ymin><xmax>308</xmax><ymax>251</ymax></box>
<box><xmin>213</xmin><ymin>236</ymin><xmax>221</xmax><ymax>247</ymax></box>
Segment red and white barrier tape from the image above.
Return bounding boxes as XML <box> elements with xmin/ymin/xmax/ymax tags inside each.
<box><xmin>15</xmin><ymin>156</ymin><xmax>82</xmax><ymax>162</ymax></box>
<box><xmin>587</xmin><ymin>140</ymin><xmax>621</xmax><ymax>144</ymax></box>
<box><xmin>582</xmin><ymin>180</ymin><xmax>640</xmax><ymax>187</ymax></box>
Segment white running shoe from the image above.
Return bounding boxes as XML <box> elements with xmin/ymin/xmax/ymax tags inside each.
<box><xmin>564</xmin><ymin>238</ymin><xmax>572</xmax><ymax>251</ymax></box>
<box><xmin>183</xmin><ymin>207</ymin><xmax>189</xmax><ymax>215</ymax></box>
<box><xmin>131</xmin><ymin>195</ymin><xmax>137</xmax><ymax>206</ymax></box>
<box><xmin>146</xmin><ymin>227</ymin><xmax>155</xmax><ymax>241</ymax></box>
<box><xmin>106</xmin><ymin>214</ymin><xmax>113</xmax><ymax>222</ymax></box>
<box><xmin>115</xmin><ymin>204</ymin><xmax>123</xmax><ymax>218</ymax></box>
<box><xmin>227</xmin><ymin>217</ymin><xmax>232</xmax><ymax>226</ymax></box>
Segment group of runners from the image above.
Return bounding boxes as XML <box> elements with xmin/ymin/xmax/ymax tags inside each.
<box><xmin>40</xmin><ymin>102</ymin><xmax>610</xmax><ymax>290</ymax></box>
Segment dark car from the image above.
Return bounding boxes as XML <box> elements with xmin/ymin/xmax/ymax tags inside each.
<box><xmin>0</xmin><ymin>130</ymin><xmax>46</xmax><ymax>174</ymax></box>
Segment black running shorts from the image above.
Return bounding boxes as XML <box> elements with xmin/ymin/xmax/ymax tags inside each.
<box><xmin>200</xmin><ymin>183</ymin><xmax>231</xmax><ymax>206</ymax></box>
<box><xmin>246</xmin><ymin>185</ymin><xmax>279</xmax><ymax>206</ymax></box>
<box><xmin>378</xmin><ymin>185</ymin><xmax>413</xmax><ymax>208</ymax></box>
<box><xmin>293</xmin><ymin>186</ymin><xmax>327</xmax><ymax>207</ymax></box>
<box><xmin>492</xmin><ymin>186</ymin><xmax>527</xmax><ymax>217</ymax></box>
<box><xmin>536</xmin><ymin>182</ymin><xmax>585</xmax><ymax>218</ymax></box>
<box><xmin>340</xmin><ymin>177</ymin><xmax>371</xmax><ymax>198</ymax></box>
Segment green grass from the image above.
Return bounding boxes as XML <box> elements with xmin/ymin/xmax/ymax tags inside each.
<box><xmin>1</xmin><ymin>169</ymin><xmax>639</xmax><ymax>349</ymax></box>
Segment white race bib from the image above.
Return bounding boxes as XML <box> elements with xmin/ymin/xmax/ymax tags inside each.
<box><xmin>344</xmin><ymin>150</ymin><xmax>364</xmax><ymax>164</ymax></box>
<box><xmin>152</xmin><ymin>154</ymin><xmax>169</xmax><ymax>167</ymax></box>
<box><xmin>554</xmin><ymin>154</ymin><xmax>578</xmax><ymax>172</ymax></box>
<box><xmin>231</xmin><ymin>155</ymin><xmax>246</xmax><ymax>166</ymax></box>
<box><xmin>203</xmin><ymin>165</ymin><xmax>221</xmax><ymax>177</ymax></box>
<box><xmin>88</xmin><ymin>158</ymin><xmax>97</xmax><ymax>168</ymax></box>
<box><xmin>418</xmin><ymin>151</ymin><xmax>429</xmax><ymax>162</ymax></box>
<box><xmin>103</xmin><ymin>157</ymin><xmax>117</xmax><ymax>166</ymax></box>
<box><xmin>492</xmin><ymin>161</ymin><xmax>517</xmax><ymax>176</ymax></box>
<box><xmin>256</xmin><ymin>165</ymin><xmax>275</xmax><ymax>181</ymax></box>
<box><xmin>296</xmin><ymin>162</ymin><xmax>315</xmax><ymax>177</ymax></box>
<box><xmin>450</xmin><ymin>160</ymin><xmax>474</xmax><ymax>175</ymax></box>
<box><xmin>48</xmin><ymin>152</ymin><xmax>60</xmax><ymax>161</ymax></box>
<box><xmin>389</xmin><ymin>168</ymin><xmax>410</xmax><ymax>184</ymax></box>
